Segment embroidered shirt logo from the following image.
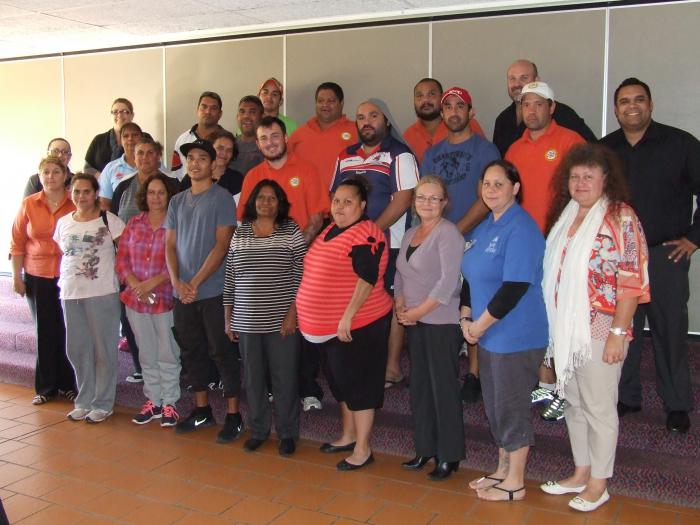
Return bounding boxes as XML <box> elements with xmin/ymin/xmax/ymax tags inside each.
<box><xmin>485</xmin><ymin>236</ymin><xmax>499</xmax><ymax>254</ymax></box>
<box><xmin>341</xmin><ymin>132</ymin><xmax>352</xmax><ymax>141</ymax></box>
<box><xmin>545</xmin><ymin>149</ymin><xmax>557</xmax><ymax>161</ymax></box>
<box><xmin>289</xmin><ymin>177</ymin><xmax>300</xmax><ymax>187</ymax></box>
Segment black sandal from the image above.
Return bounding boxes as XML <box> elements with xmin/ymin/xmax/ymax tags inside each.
<box><xmin>486</xmin><ymin>484</ymin><xmax>525</xmax><ymax>501</ymax></box>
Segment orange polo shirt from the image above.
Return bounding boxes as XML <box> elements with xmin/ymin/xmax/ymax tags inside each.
<box><xmin>11</xmin><ymin>192</ymin><xmax>76</xmax><ymax>278</ymax></box>
<box><xmin>403</xmin><ymin>118</ymin><xmax>486</xmax><ymax>165</ymax></box>
<box><xmin>237</xmin><ymin>153</ymin><xmax>330</xmax><ymax>230</ymax></box>
<box><xmin>288</xmin><ymin>115</ymin><xmax>358</xmax><ymax>189</ymax></box>
<box><xmin>505</xmin><ymin>120</ymin><xmax>585</xmax><ymax>232</ymax></box>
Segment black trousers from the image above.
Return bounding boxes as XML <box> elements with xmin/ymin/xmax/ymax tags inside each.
<box><xmin>120</xmin><ymin>299</ymin><xmax>141</xmax><ymax>374</ymax></box>
<box><xmin>619</xmin><ymin>244</ymin><xmax>693</xmax><ymax>412</ymax></box>
<box><xmin>173</xmin><ymin>295</ymin><xmax>240</xmax><ymax>398</ymax></box>
<box><xmin>406</xmin><ymin>322</ymin><xmax>464</xmax><ymax>462</ymax></box>
<box><xmin>298</xmin><ymin>338</ymin><xmax>324</xmax><ymax>400</ymax></box>
<box><xmin>24</xmin><ymin>274</ymin><xmax>76</xmax><ymax>396</ymax></box>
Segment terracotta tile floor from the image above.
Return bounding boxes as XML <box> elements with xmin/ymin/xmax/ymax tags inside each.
<box><xmin>0</xmin><ymin>383</ymin><xmax>695</xmax><ymax>524</ymax></box>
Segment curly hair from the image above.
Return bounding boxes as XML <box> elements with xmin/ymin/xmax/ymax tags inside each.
<box><xmin>545</xmin><ymin>143</ymin><xmax>630</xmax><ymax>235</ymax></box>
<box><xmin>136</xmin><ymin>173</ymin><xmax>179</xmax><ymax>212</ymax></box>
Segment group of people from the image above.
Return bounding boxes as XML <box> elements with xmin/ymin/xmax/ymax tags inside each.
<box><xmin>9</xmin><ymin>60</ymin><xmax>699</xmax><ymax>512</ymax></box>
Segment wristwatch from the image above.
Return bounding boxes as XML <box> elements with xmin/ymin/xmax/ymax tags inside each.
<box><xmin>609</xmin><ymin>327</ymin><xmax>626</xmax><ymax>336</ymax></box>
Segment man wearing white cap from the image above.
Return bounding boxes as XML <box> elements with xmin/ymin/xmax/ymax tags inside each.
<box><xmin>505</xmin><ymin>80</ymin><xmax>585</xmax><ymax>422</ymax></box>
<box><xmin>258</xmin><ymin>77</ymin><xmax>298</xmax><ymax>135</ymax></box>
<box><xmin>493</xmin><ymin>60</ymin><xmax>595</xmax><ymax>157</ymax></box>
<box><xmin>505</xmin><ymin>81</ymin><xmax>585</xmax><ymax>233</ymax></box>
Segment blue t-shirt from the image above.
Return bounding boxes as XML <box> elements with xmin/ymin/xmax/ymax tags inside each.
<box><xmin>165</xmin><ymin>183</ymin><xmax>237</xmax><ymax>300</ymax></box>
<box><xmin>461</xmin><ymin>203</ymin><xmax>548</xmax><ymax>353</ymax></box>
<box><xmin>421</xmin><ymin>134</ymin><xmax>500</xmax><ymax>233</ymax></box>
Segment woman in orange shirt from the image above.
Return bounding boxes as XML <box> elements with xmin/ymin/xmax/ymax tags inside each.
<box><xmin>10</xmin><ymin>156</ymin><xmax>77</xmax><ymax>405</ymax></box>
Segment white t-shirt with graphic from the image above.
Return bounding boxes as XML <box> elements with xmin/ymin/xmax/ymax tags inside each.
<box><xmin>53</xmin><ymin>211</ymin><xmax>125</xmax><ymax>300</ymax></box>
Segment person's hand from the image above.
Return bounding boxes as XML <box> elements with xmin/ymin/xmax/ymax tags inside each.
<box><xmin>280</xmin><ymin>309</ymin><xmax>297</xmax><ymax>337</ymax></box>
<box><xmin>396</xmin><ymin>307</ymin><xmax>419</xmax><ymax>326</ymax></box>
<box><xmin>664</xmin><ymin>237</ymin><xmax>698</xmax><ymax>263</ymax></box>
<box><xmin>174</xmin><ymin>279</ymin><xmax>196</xmax><ymax>304</ymax></box>
<box><xmin>131</xmin><ymin>280</ymin><xmax>154</xmax><ymax>302</ymax></box>
<box><xmin>337</xmin><ymin>315</ymin><xmax>353</xmax><ymax>342</ymax></box>
<box><xmin>225</xmin><ymin>326</ymin><xmax>239</xmax><ymax>342</ymax></box>
<box><xmin>462</xmin><ymin>321</ymin><xmax>482</xmax><ymax>345</ymax></box>
<box><xmin>603</xmin><ymin>333</ymin><xmax>626</xmax><ymax>364</ymax></box>
<box><xmin>12</xmin><ymin>277</ymin><xmax>25</xmax><ymax>297</ymax></box>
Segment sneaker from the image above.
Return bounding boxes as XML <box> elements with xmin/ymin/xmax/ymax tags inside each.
<box><xmin>459</xmin><ymin>342</ymin><xmax>469</xmax><ymax>357</ymax></box>
<box><xmin>541</xmin><ymin>395</ymin><xmax>567</xmax><ymax>421</ymax></box>
<box><xmin>160</xmin><ymin>404</ymin><xmax>180</xmax><ymax>427</ymax></box>
<box><xmin>67</xmin><ymin>407</ymin><xmax>90</xmax><ymax>421</ymax></box>
<box><xmin>118</xmin><ymin>336</ymin><xmax>130</xmax><ymax>352</ymax></box>
<box><xmin>85</xmin><ymin>409</ymin><xmax>113</xmax><ymax>423</ymax></box>
<box><xmin>132</xmin><ymin>400</ymin><xmax>162</xmax><ymax>425</ymax></box>
<box><xmin>59</xmin><ymin>389</ymin><xmax>77</xmax><ymax>402</ymax></box>
<box><xmin>302</xmin><ymin>396</ymin><xmax>322</xmax><ymax>412</ymax></box>
<box><xmin>126</xmin><ymin>372</ymin><xmax>143</xmax><ymax>383</ymax></box>
<box><xmin>460</xmin><ymin>373</ymin><xmax>481</xmax><ymax>403</ymax></box>
<box><xmin>175</xmin><ymin>406</ymin><xmax>215</xmax><ymax>434</ymax></box>
<box><xmin>531</xmin><ymin>387</ymin><xmax>555</xmax><ymax>404</ymax></box>
<box><xmin>217</xmin><ymin>413</ymin><xmax>244</xmax><ymax>444</ymax></box>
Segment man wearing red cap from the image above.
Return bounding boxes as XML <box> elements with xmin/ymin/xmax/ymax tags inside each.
<box><xmin>421</xmin><ymin>87</ymin><xmax>500</xmax><ymax>234</ymax></box>
<box><xmin>403</xmin><ymin>78</ymin><xmax>487</xmax><ymax>166</ymax></box>
<box><xmin>258</xmin><ymin>77</ymin><xmax>298</xmax><ymax>136</ymax></box>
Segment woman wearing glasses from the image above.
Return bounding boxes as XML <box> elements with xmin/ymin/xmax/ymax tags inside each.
<box><xmin>394</xmin><ymin>175</ymin><xmax>465</xmax><ymax>480</ymax></box>
<box><xmin>83</xmin><ymin>98</ymin><xmax>135</xmax><ymax>176</ymax></box>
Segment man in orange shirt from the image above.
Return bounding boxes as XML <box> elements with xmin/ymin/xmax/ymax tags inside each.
<box><xmin>505</xmin><ymin>81</ymin><xmax>585</xmax><ymax>422</ymax></box>
<box><xmin>505</xmin><ymin>81</ymin><xmax>585</xmax><ymax>233</ymax></box>
<box><xmin>238</xmin><ymin>116</ymin><xmax>327</xmax><ymax>244</ymax></box>
<box><xmin>403</xmin><ymin>78</ymin><xmax>486</xmax><ymax>165</ymax></box>
<box><xmin>288</xmin><ymin>82</ymin><xmax>357</xmax><ymax>188</ymax></box>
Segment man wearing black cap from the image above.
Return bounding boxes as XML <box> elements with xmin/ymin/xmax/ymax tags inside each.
<box><xmin>165</xmin><ymin>139</ymin><xmax>243</xmax><ymax>442</ymax></box>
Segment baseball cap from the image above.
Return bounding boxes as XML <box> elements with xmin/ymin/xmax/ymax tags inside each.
<box><xmin>441</xmin><ymin>87</ymin><xmax>472</xmax><ymax>106</ymax></box>
<box><xmin>520</xmin><ymin>81</ymin><xmax>554</xmax><ymax>101</ymax></box>
<box><xmin>180</xmin><ymin>139</ymin><xmax>216</xmax><ymax>161</ymax></box>
<box><xmin>259</xmin><ymin>77</ymin><xmax>283</xmax><ymax>96</ymax></box>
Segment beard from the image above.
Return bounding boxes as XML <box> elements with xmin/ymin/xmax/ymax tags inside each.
<box><xmin>262</xmin><ymin>143</ymin><xmax>287</xmax><ymax>162</ymax></box>
<box><xmin>415</xmin><ymin>105</ymin><xmax>441</xmax><ymax>121</ymax></box>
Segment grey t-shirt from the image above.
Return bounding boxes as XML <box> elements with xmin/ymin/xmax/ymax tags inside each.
<box><xmin>165</xmin><ymin>183</ymin><xmax>237</xmax><ymax>300</ymax></box>
<box><xmin>229</xmin><ymin>138</ymin><xmax>263</xmax><ymax>176</ymax></box>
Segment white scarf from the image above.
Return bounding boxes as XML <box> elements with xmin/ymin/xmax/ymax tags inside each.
<box><xmin>543</xmin><ymin>197</ymin><xmax>609</xmax><ymax>395</ymax></box>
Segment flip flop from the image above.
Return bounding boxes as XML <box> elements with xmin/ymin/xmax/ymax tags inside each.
<box><xmin>384</xmin><ymin>376</ymin><xmax>405</xmax><ymax>390</ymax></box>
<box><xmin>469</xmin><ymin>475</ymin><xmax>505</xmax><ymax>490</ymax></box>
<box><xmin>478</xmin><ymin>484</ymin><xmax>525</xmax><ymax>501</ymax></box>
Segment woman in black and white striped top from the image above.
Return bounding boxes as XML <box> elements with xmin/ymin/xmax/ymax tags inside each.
<box><xmin>223</xmin><ymin>179</ymin><xmax>306</xmax><ymax>456</ymax></box>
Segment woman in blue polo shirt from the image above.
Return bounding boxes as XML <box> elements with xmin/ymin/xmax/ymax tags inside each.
<box><xmin>460</xmin><ymin>159</ymin><xmax>548</xmax><ymax>502</ymax></box>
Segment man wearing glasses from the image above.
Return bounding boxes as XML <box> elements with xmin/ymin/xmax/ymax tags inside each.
<box><xmin>84</xmin><ymin>98</ymin><xmax>136</xmax><ymax>178</ymax></box>
<box><xmin>24</xmin><ymin>138</ymin><xmax>74</xmax><ymax>197</ymax></box>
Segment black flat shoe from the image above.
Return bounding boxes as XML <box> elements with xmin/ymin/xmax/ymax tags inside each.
<box><xmin>666</xmin><ymin>410</ymin><xmax>690</xmax><ymax>433</ymax></box>
<box><xmin>320</xmin><ymin>441</ymin><xmax>356</xmax><ymax>453</ymax></box>
<box><xmin>279</xmin><ymin>438</ymin><xmax>296</xmax><ymax>456</ymax></box>
<box><xmin>428</xmin><ymin>461</ymin><xmax>459</xmax><ymax>481</ymax></box>
<box><xmin>617</xmin><ymin>401</ymin><xmax>641</xmax><ymax>418</ymax></box>
<box><xmin>337</xmin><ymin>454</ymin><xmax>374</xmax><ymax>471</ymax></box>
<box><xmin>401</xmin><ymin>455</ymin><xmax>435</xmax><ymax>470</ymax></box>
<box><xmin>243</xmin><ymin>438</ymin><xmax>266</xmax><ymax>452</ymax></box>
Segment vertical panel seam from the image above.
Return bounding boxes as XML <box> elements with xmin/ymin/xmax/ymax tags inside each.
<box><xmin>602</xmin><ymin>7</ymin><xmax>610</xmax><ymax>137</ymax></box>
<box><xmin>283</xmin><ymin>35</ymin><xmax>288</xmax><ymax>114</ymax></box>
<box><xmin>428</xmin><ymin>22</ymin><xmax>433</xmax><ymax>77</ymax></box>
<box><xmin>162</xmin><ymin>45</ymin><xmax>167</xmax><ymax>162</ymax></box>
<box><xmin>60</xmin><ymin>54</ymin><xmax>66</xmax><ymax>136</ymax></box>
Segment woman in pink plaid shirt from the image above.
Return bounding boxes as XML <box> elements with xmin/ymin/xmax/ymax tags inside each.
<box><xmin>116</xmin><ymin>173</ymin><xmax>182</xmax><ymax>428</ymax></box>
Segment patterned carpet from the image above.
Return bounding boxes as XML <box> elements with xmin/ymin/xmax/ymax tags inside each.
<box><xmin>0</xmin><ymin>276</ymin><xmax>697</xmax><ymax>507</ymax></box>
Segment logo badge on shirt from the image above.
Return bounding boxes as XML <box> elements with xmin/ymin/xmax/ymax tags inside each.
<box><xmin>485</xmin><ymin>236</ymin><xmax>499</xmax><ymax>254</ymax></box>
<box><xmin>545</xmin><ymin>149</ymin><xmax>557</xmax><ymax>161</ymax></box>
<box><xmin>341</xmin><ymin>132</ymin><xmax>352</xmax><ymax>141</ymax></box>
<box><xmin>289</xmin><ymin>177</ymin><xmax>300</xmax><ymax>187</ymax></box>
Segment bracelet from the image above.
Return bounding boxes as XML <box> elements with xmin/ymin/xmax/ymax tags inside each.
<box><xmin>459</xmin><ymin>316</ymin><xmax>472</xmax><ymax>323</ymax></box>
<box><xmin>609</xmin><ymin>327</ymin><xmax>626</xmax><ymax>336</ymax></box>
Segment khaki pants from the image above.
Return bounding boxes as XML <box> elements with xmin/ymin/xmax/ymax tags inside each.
<box><xmin>564</xmin><ymin>339</ymin><xmax>627</xmax><ymax>479</ymax></box>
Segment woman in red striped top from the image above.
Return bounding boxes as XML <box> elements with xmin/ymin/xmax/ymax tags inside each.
<box><xmin>296</xmin><ymin>177</ymin><xmax>393</xmax><ymax>471</ymax></box>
